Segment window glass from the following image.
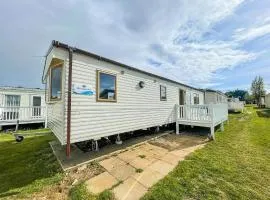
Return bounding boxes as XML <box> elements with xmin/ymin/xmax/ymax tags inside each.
<box><xmin>160</xmin><ymin>85</ymin><xmax>167</xmax><ymax>101</ymax></box>
<box><xmin>5</xmin><ymin>95</ymin><xmax>21</xmax><ymax>107</ymax></box>
<box><xmin>193</xmin><ymin>93</ymin><xmax>199</xmax><ymax>104</ymax></box>
<box><xmin>98</xmin><ymin>72</ymin><xmax>116</xmax><ymax>101</ymax></box>
<box><xmin>33</xmin><ymin>96</ymin><xmax>41</xmax><ymax>106</ymax></box>
<box><xmin>51</xmin><ymin>66</ymin><xmax>62</xmax><ymax>100</ymax></box>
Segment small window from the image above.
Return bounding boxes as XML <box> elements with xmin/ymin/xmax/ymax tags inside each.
<box><xmin>160</xmin><ymin>85</ymin><xmax>167</xmax><ymax>101</ymax></box>
<box><xmin>193</xmin><ymin>93</ymin><xmax>199</xmax><ymax>104</ymax></box>
<box><xmin>97</xmin><ymin>71</ymin><xmax>117</xmax><ymax>102</ymax></box>
<box><xmin>5</xmin><ymin>95</ymin><xmax>21</xmax><ymax>107</ymax></box>
<box><xmin>50</xmin><ymin>65</ymin><xmax>62</xmax><ymax>100</ymax></box>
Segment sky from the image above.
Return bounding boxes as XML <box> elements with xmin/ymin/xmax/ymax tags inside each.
<box><xmin>0</xmin><ymin>0</ymin><xmax>269</xmax><ymax>93</ymax></box>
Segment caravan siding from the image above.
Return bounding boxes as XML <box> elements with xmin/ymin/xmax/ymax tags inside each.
<box><xmin>0</xmin><ymin>89</ymin><xmax>45</xmax><ymax>107</ymax></box>
<box><xmin>45</xmin><ymin>48</ymin><xmax>67</xmax><ymax>144</ymax></box>
<box><xmin>266</xmin><ymin>94</ymin><xmax>270</xmax><ymax>108</ymax></box>
<box><xmin>204</xmin><ymin>92</ymin><xmax>227</xmax><ymax>104</ymax></box>
<box><xmin>61</xmin><ymin>53</ymin><xmax>204</xmax><ymax>144</ymax></box>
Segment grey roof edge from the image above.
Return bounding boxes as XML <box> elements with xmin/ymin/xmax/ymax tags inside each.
<box><xmin>45</xmin><ymin>40</ymin><xmax>202</xmax><ymax>91</ymax></box>
<box><xmin>0</xmin><ymin>86</ymin><xmax>45</xmax><ymax>92</ymax></box>
<box><xmin>202</xmin><ymin>89</ymin><xmax>227</xmax><ymax>96</ymax></box>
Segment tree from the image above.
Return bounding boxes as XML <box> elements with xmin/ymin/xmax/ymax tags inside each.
<box><xmin>225</xmin><ymin>89</ymin><xmax>249</xmax><ymax>101</ymax></box>
<box><xmin>251</xmin><ymin>76</ymin><xmax>265</xmax><ymax>106</ymax></box>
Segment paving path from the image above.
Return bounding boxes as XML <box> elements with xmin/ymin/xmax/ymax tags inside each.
<box><xmin>86</xmin><ymin>142</ymin><xmax>206</xmax><ymax>200</ymax></box>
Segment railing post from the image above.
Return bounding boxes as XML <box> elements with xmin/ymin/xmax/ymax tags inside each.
<box><xmin>209</xmin><ymin>104</ymin><xmax>215</xmax><ymax>140</ymax></box>
<box><xmin>175</xmin><ymin>104</ymin><xmax>179</xmax><ymax>135</ymax></box>
<box><xmin>45</xmin><ymin>106</ymin><xmax>48</xmax><ymax>128</ymax></box>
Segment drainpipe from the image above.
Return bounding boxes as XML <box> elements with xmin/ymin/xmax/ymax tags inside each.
<box><xmin>66</xmin><ymin>47</ymin><xmax>73</xmax><ymax>157</ymax></box>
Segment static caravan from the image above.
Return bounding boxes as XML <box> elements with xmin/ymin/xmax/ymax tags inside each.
<box><xmin>204</xmin><ymin>89</ymin><xmax>227</xmax><ymax>104</ymax></box>
<box><xmin>227</xmin><ymin>97</ymin><xmax>244</xmax><ymax>112</ymax></box>
<box><xmin>0</xmin><ymin>87</ymin><xmax>46</xmax><ymax>129</ymax></box>
<box><xmin>42</xmin><ymin>41</ymin><xmax>228</xmax><ymax>156</ymax></box>
<box><xmin>265</xmin><ymin>94</ymin><xmax>270</xmax><ymax>108</ymax></box>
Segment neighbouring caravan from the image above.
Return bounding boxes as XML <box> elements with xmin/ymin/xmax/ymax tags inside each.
<box><xmin>203</xmin><ymin>89</ymin><xmax>227</xmax><ymax>104</ymax></box>
<box><xmin>227</xmin><ymin>97</ymin><xmax>244</xmax><ymax>112</ymax></box>
<box><xmin>42</xmin><ymin>41</ymin><xmax>228</xmax><ymax>156</ymax></box>
<box><xmin>265</xmin><ymin>94</ymin><xmax>270</xmax><ymax>108</ymax></box>
<box><xmin>0</xmin><ymin>87</ymin><xmax>46</xmax><ymax>129</ymax></box>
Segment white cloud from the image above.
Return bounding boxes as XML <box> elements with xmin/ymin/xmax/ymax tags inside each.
<box><xmin>75</xmin><ymin>0</ymin><xmax>256</xmax><ymax>88</ymax></box>
<box><xmin>233</xmin><ymin>23</ymin><xmax>270</xmax><ymax>41</ymax></box>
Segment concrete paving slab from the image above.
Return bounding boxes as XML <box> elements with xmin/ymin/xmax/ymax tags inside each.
<box><xmin>132</xmin><ymin>168</ymin><xmax>164</xmax><ymax>188</ymax></box>
<box><xmin>85</xmin><ymin>172</ymin><xmax>118</xmax><ymax>194</ymax></box>
<box><xmin>110</xmin><ymin>163</ymin><xmax>136</xmax><ymax>181</ymax></box>
<box><xmin>113</xmin><ymin>177</ymin><xmax>147</xmax><ymax>200</ymax></box>
<box><xmin>149</xmin><ymin>160</ymin><xmax>175</xmax><ymax>176</ymax></box>
<box><xmin>129</xmin><ymin>157</ymin><xmax>153</xmax><ymax>169</ymax></box>
<box><xmin>99</xmin><ymin>157</ymin><xmax>126</xmax><ymax>172</ymax></box>
<box><xmin>117</xmin><ymin>150</ymin><xmax>138</xmax><ymax>163</ymax></box>
<box><xmin>159</xmin><ymin>153</ymin><xmax>179</xmax><ymax>166</ymax></box>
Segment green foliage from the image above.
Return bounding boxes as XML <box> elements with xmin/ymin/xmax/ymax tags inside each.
<box><xmin>69</xmin><ymin>184</ymin><xmax>115</xmax><ymax>200</ymax></box>
<box><xmin>225</xmin><ymin>89</ymin><xmax>249</xmax><ymax>101</ymax></box>
<box><xmin>143</xmin><ymin>107</ymin><xmax>270</xmax><ymax>200</ymax></box>
<box><xmin>97</xmin><ymin>190</ymin><xmax>115</xmax><ymax>200</ymax></box>
<box><xmin>69</xmin><ymin>183</ymin><xmax>95</xmax><ymax>200</ymax></box>
<box><xmin>138</xmin><ymin>154</ymin><xmax>146</xmax><ymax>159</ymax></box>
<box><xmin>251</xmin><ymin>76</ymin><xmax>266</xmax><ymax>105</ymax></box>
<box><xmin>135</xmin><ymin>168</ymin><xmax>143</xmax><ymax>173</ymax></box>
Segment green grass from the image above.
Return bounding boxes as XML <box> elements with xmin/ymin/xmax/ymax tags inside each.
<box><xmin>69</xmin><ymin>183</ymin><xmax>115</xmax><ymax>200</ymax></box>
<box><xmin>0</xmin><ymin>131</ymin><xmax>62</xmax><ymax>199</ymax></box>
<box><xmin>142</xmin><ymin>107</ymin><xmax>270</xmax><ymax>200</ymax></box>
<box><xmin>256</xmin><ymin>108</ymin><xmax>270</xmax><ymax>118</ymax></box>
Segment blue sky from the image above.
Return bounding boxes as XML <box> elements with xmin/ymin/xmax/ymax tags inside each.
<box><xmin>0</xmin><ymin>0</ymin><xmax>269</xmax><ymax>92</ymax></box>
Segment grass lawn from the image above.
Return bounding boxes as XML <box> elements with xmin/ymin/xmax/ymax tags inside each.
<box><xmin>0</xmin><ymin>130</ymin><xmax>62</xmax><ymax>199</ymax></box>
<box><xmin>143</xmin><ymin>106</ymin><xmax>270</xmax><ymax>200</ymax></box>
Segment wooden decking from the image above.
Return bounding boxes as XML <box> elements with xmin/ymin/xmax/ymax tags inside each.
<box><xmin>175</xmin><ymin>104</ymin><xmax>228</xmax><ymax>139</ymax></box>
<box><xmin>0</xmin><ymin>106</ymin><xmax>46</xmax><ymax>127</ymax></box>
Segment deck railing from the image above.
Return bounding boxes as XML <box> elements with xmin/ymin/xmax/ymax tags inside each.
<box><xmin>176</xmin><ymin>103</ymin><xmax>228</xmax><ymax>126</ymax></box>
<box><xmin>0</xmin><ymin>106</ymin><xmax>46</xmax><ymax>122</ymax></box>
<box><xmin>228</xmin><ymin>101</ymin><xmax>244</xmax><ymax>111</ymax></box>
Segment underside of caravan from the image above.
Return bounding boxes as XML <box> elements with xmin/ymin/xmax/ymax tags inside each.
<box><xmin>43</xmin><ymin>41</ymin><xmax>228</xmax><ymax>156</ymax></box>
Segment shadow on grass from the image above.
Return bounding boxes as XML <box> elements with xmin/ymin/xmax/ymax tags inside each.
<box><xmin>0</xmin><ymin>134</ymin><xmax>62</xmax><ymax>197</ymax></box>
<box><xmin>256</xmin><ymin>109</ymin><xmax>270</xmax><ymax>118</ymax></box>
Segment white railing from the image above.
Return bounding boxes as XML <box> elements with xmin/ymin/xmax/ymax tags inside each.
<box><xmin>0</xmin><ymin>106</ymin><xmax>46</xmax><ymax>122</ymax></box>
<box><xmin>177</xmin><ymin>104</ymin><xmax>212</xmax><ymax>122</ymax></box>
<box><xmin>212</xmin><ymin>103</ymin><xmax>228</xmax><ymax>125</ymax></box>
<box><xmin>228</xmin><ymin>101</ymin><xmax>244</xmax><ymax>111</ymax></box>
<box><xmin>176</xmin><ymin>103</ymin><xmax>228</xmax><ymax>125</ymax></box>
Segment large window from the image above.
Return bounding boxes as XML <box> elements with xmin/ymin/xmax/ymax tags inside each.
<box><xmin>160</xmin><ymin>85</ymin><xmax>167</xmax><ymax>101</ymax></box>
<box><xmin>50</xmin><ymin>65</ymin><xmax>62</xmax><ymax>100</ymax></box>
<box><xmin>5</xmin><ymin>95</ymin><xmax>21</xmax><ymax>107</ymax></box>
<box><xmin>193</xmin><ymin>93</ymin><xmax>199</xmax><ymax>104</ymax></box>
<box><xmin>97</xmin><ymin>71</ymin><xmax>117</xmax><ymax>102</ymax></box>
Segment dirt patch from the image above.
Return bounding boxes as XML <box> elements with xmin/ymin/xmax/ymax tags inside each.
<box><xmin>149</xmin><ymin>133</ymin><xmax>207</xmax><ymax>151</ymax></box>
<box><xmin>23</xmin><ymin>162</ymin><xmax>104</xmax><ymax>200</ymax></box>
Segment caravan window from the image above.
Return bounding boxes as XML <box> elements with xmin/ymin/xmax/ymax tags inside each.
<box><xmin>160</xmin><ymin>85</ymin><xmax>167</xmax><ymax>101</ymax></box>
<box><xmin>193</xmin><ymin>93</ymin><xmax>199</xmax><ymax>104</ymax></box>
<box><xmin>5</xmin><ymin>95</ymin><xmax>21</xmax><ymax>107</ymax></box>
<box><xmin>97</xmin><ymin>71</ymin><xmax>117</xmax><ymax>102</ymax></box>
<box><xmin>50</xmin><ymin>65</ymin><xmax>62</xmax><ymax>100</ymax></box>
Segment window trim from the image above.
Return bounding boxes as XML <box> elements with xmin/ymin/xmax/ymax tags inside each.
<box><xmin>32</xmin><ymin>96</ymin><xmax>42</xmax><ymax>106</ymax></box>
<box><xmin>160</xmin><ymin>85</ymin><xmax>167</xmax><ymax>101</ymax></box>
<box><xmin>96</xmin><ymin>70</ymin><xmax>117</xmax><ymax>102</ymax></box>
<box><xmin>5</xmin><ymin>95</ymin><xmax>21</xmax><ymax>107</ymax></box>
<box><xmin>193</xmin><ymin>93</ymin><xmax>199</xmax><ymax>104</ymax></box>
<box><xmin>50</xmin><ymin>64</ymin><xmax>63</xmax><ymax>101</ymax></box>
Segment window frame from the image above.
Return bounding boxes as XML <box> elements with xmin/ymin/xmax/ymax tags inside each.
<box><xmin>160</xmin><ymin>85</ymin><xmax>167</xmax><ymax>101</ymax></box>
<box><xmin>5</xmin><ymin>95</ymin><xmax>21</xmax><ymax>107</ymax></box>
<box><xmin>50</xmin><ymin>64</ymin><xmax>63</xmax><ymax>101</ymax></box>
<box><xmin>96</xmin><ymin>70</ymin><xmax>117</xmax><ymax>102</ymax></box>
<box><xmin>193</xmin><ymin>93</ymin><xmax>199</xmax><ymax>104</ymax></box>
